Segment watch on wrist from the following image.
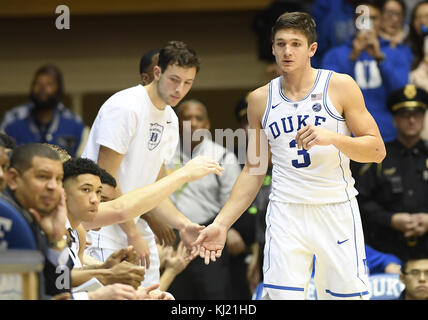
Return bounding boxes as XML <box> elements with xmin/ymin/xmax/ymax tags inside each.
<box><xmin>49</xmin><ymin>235</ymin><xmax>68</xmax><ymax>250</ymax></box>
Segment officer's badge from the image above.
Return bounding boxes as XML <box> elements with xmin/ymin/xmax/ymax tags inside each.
<box><xmin>403</xmin><ymin>84</ymin><xmax>417</xmax><ymax>100</ymax></box>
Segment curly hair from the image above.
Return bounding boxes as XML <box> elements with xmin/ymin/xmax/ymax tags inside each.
<box><xmin>63</xmin><ymin>157</ymin><xmax>102</xmax><ymax>182</ymax></box>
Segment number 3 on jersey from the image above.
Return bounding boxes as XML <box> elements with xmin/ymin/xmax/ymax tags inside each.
<box><xmin>289</xmin><ymin>139</ymin><xmax>311</xmax><ymax>168</ymax></box>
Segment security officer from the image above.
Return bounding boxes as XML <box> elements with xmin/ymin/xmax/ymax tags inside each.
<box><xmin>355</xmin><ymin>84</ymin><xmax>428</xmax><ymax>262</ymax></box>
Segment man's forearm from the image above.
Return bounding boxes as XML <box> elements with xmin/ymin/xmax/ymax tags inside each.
<box><xmin>83</xmin><ymin>169</ymin><xmax>189</xmax><ymax>229</ymax></box>
<box><xmin>149</xmin><ymin>197</ymin><xmax>191</xmax><ymax>231</ymax></box>
<box><xmin>215</xmin><ymin>167</ymin><xmax>265</xmax><ymax>230</ymax></box>
<box><xmin>71</xmin><ymin>268</ymin><xmax>110</xmax><ymax>287</ymax></box>
<box><xmin>332</xmin><ymin>134</ymin><xmax>385</xmax><ymax>164</ymax></box>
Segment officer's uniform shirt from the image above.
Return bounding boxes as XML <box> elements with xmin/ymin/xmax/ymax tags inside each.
<box><xmin>356</xmin><ymin>139</ymin><xmax>428</xmax><ymax>261</ymax></box>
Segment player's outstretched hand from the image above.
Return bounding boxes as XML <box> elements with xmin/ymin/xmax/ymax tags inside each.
<box><xmin>192</xmin><ymin>222</ymin><xmax>227</xmax><ymax>265</ymax></box>
<box><xmin>179</xmin><ymin>222</ymin><xmax>205</xmax><ymax>252</ymax></box>
<box><xmin>182</xmin><ymin>155</ymin><xmax>224</xmax><ymax>182</ymax></box>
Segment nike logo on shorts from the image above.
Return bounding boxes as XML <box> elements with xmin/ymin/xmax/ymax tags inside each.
<box><xmin>337</xmin><ymin>239</ymin><xmax>349</xmax><ymax>245</ymax></box>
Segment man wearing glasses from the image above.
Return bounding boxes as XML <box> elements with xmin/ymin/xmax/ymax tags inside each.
<box><xmin>399</xmin><ymin>256</ymin><xmax>428</xmax><ymax>300</ymax></box>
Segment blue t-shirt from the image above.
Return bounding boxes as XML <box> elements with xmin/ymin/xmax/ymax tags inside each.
<box><xmin>322</xmin><ymin>37</ymin><xmax>413</xmax><ymax>142</ymax></box>
<box><xmin>0</xmin><ymin>102</ymin><xmax>86</xmax><ymax>156</ymax></box>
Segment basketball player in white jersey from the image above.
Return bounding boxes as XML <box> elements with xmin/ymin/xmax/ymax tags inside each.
<box><xmin>82</xmin><ymin>41</ymin><xmax>205</xmax><ymax>287</ymax></box>
<box><xmin>194</xmin><ymin>12</ymin><xmax>386</xmax><ymax>299</ymax></box>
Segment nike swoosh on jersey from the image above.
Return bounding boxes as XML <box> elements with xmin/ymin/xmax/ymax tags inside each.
<box><xmin>272</xmin><ymin>103</ymin><xmax>281</xmax><ymax>109</ymax></box>
<box><xmin>337</xmin><ymin>239</ymin><xmax>349</xmax><ymax>245</ymax></box>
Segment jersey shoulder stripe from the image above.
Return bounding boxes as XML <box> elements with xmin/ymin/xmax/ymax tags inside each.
<box><xmin>322</xmin><ymin>71</ymin><xmax>345</xmax><ymax>122</ymax></box>
<box><xmin>262</xmin><ymin>80</ymin><xmax>274</xmax><ymax>129</ymax></box>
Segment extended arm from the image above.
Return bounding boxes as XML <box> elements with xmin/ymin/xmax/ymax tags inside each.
<box><xmin>194</xmin><ymin>86</ymin><xmax>270</xmax><ymax>264</ymax></box>
<box><xmin>82</xmin><ymin>155</ymin><xmax>223</xmax><ymax>229</ymax></box>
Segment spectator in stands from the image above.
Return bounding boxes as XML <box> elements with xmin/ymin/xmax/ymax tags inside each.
<box><xmin>366</xmin><ymin>245</ymin><xmax>401</xmax><ymax>274</ymax></box>
<box><xmin>355</xmin><ymin>84</ymin><xmax>428</xmax><ymax>263</ymax></box>
<box><xmin>406</xmin><ymin>0</ymin><xmax>428</xmax><ymax>70</ymax></box>
<box><xmin>0</xmin><ymin>64</ymin><xmax>89</xmax><ymax>157</ymax></box>
<box><xmin>165</xmin><ymin>99</ymin><xmax>240</xmax><ymax>299</ymax></box>
<box><xmin>407</xmin><ymin>0</ymin><xmax>428</xmax><ymax>139</ymax></box>
<box><xmin>311</xmin><ymin>0</ymin><xmax>358</xmax><ymax>68</ymax></box>
<box><xmin>379</xmin><ymin>0</ymin><xmax>407</xmax><ymax>46</ymax></box>
<box><xmin>399</xmin><ymin>254</ymin><xmax>428</xmax><ymax>300</ymax></box>
<box><xmin>322</xmin><ymin>0</ymin><xmax>413</xmax><ymax>143</ymax></box>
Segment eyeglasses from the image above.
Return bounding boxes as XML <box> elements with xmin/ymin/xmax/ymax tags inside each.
<box><xmin>405</xmin><ymin>269</ymin><xmax>428</xmax><ymax>278</ymax></box>
<box><xmin>383</xmin><ymin>10</ymin><xmax>403</xmax><ymax>18</ymax></box>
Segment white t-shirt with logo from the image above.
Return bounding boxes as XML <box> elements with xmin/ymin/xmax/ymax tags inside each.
<box><xmin>82</xmin><ymin>84</ymin><xmax>179</xmax><ymax>285</ymax></box>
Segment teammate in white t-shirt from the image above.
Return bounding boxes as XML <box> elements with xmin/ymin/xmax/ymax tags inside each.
<box><xmin>83</xmin><ymin>41</ymin><xmax>204</xmax><ymax>287</ymax></box>
<box><xmin>194</xmin><ymin>12</ymin><xmax>386</xmax><ymax>299</ymax></box>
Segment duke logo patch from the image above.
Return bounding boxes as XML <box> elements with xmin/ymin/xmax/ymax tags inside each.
<box><xmin>148</xmin><ymin>123</ymin><xmax>164</xmax><ymax>150</ymax></box>
<box><xmin>312</xmin><ymin>103</ymin><xmax>322</xmax><ymax>112</ymax></box>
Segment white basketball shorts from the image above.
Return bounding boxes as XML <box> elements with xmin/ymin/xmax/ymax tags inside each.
<box><xmin>262</xmin><ymin>198</ymin><xmax>370</xmax><ymax>300</ymax></box>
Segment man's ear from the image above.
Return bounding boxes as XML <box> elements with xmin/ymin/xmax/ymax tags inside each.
<box><xmin>153</xmin><ymin>65</ymin><xmax>161</xmax><ymax>81</ymax></box>
<box><xmin>7</xmin><ymin>168</ymin><xmax>19</xmax><ymax>191</ymax></box>
<box><xmin>309</xmin><ymin>41</ymin><xmax>318</xmax><ymax>58</ymax></box>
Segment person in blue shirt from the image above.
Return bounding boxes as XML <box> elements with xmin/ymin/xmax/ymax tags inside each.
<box><xmin>0</xmin><ymin>64</ymin><xmax>89</xmax><ymax>157</ymax></box>
<box><xmin>365</xmin><ymin>244</ymin><xmax>401</xmax><ymax>274</ymax></box>
<box><xmin>311</xmin><ymin>0</ymin><xmax>357</xmax><ymax>68</ymax></box>
<box><xmin>322</xmin><ymin>0</ymin><xmax>413</xmax><ymax>143</ymax></box>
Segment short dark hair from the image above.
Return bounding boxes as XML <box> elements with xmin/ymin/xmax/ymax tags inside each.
<box><xmin>63</xmin><ymin>158</ymin><xmax>102</xmax><ymax>183</ymax></box>
<box><xmin>401</xmin><ymin>250</ymin><xmax>428</xmax><ymax>274</ymax></box>
<box><xmin>99</xmin><ymin>168</ymin><xmax>117</xmax><ymax>188</ymax></box>
<box><xmin>271</xmin><ymin>12</ymin><xmax>317</xmax><ymax>44</ymax></box>
<box><xmin>0</xmin><ymin>133</ymin><xmax>16</xmax><ymax>149</ymax></box>
<box><xmin>32</xmin><ymin>64</ymin><xmax>65</xmax><ymax>98</ymax></box>
<box><xmin>158</xmin><ymin>41</ymin><xmax>200</xmax><ymax>73</ymax></box>
<box><xmin>139</xmin><ymin>48</ymin><xmax>160</xmax><ymax>75</ymax></box>
<box><xmin>354</xmin><ymin>0</ymin><xmax>383</xmax><ymax>11</ymax></box>
<box><xmin>10</xmin><ymin>143</ymin><xmax>61</xmax><ymax>173</ymax></box>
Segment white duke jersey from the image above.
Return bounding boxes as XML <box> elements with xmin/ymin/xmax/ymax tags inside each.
<box><xmin>262</xmin><ymin>69</ymin><xmax>358</xmax><ymax>204</ymax></box>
